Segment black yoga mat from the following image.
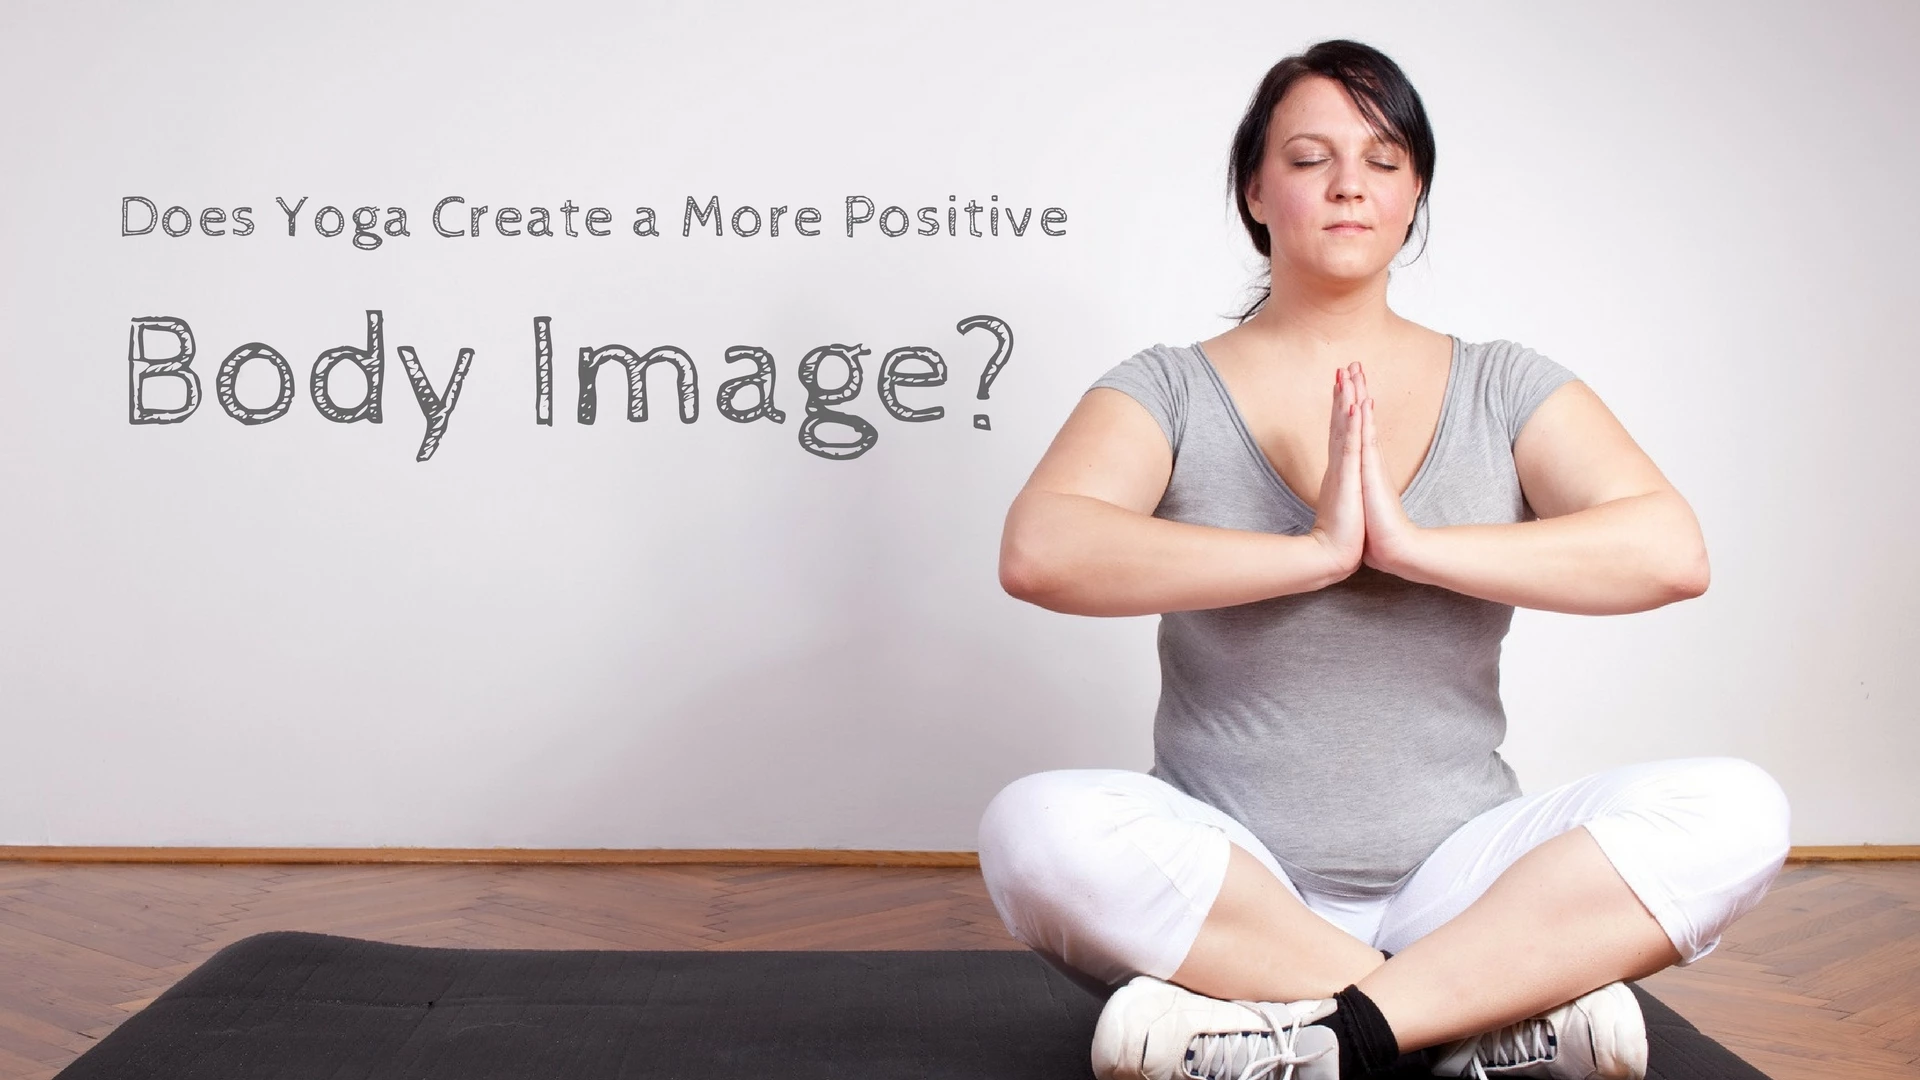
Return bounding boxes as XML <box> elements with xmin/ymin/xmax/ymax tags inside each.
<box><xmin>54</xmin><ymin>930</ymin><xmax>1771</xmax><ymax>1079</ymax></box>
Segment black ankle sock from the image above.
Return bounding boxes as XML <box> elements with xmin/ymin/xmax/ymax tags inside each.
<box><xmin>1324</xmin><ymin>984</ymin><xmax>1399</xmax><ymax>1078</ymax></box>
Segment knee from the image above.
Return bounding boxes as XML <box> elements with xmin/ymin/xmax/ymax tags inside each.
<box><xmin>976</xmin><ymin>769</ymin><xmax>1118</xmax><ymax>902</ymax></box>
<box><xmin>1719</xmin><ymin>758</ymin><xmax>1792</xmax><ymax>863</ymax></box>
<box><xmin>1663</xmin><ymin>757</ymin><xmax>1792</xmax><ymax>867</ymax></box>
<box><xmin>978</xmin><ymin>770</ymin><xmax>1094</xmax><ymax>877</ymax></box>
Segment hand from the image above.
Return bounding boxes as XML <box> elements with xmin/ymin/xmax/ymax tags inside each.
<box><xmin>1308</xmin><ymin>365</ymin><xmax>1365</xmax><ymax>581</ymax></box>
<box><xmin>1348</xmin><ymin>363</ymin><xmax>1422</xmax><ymax>575</ymax></box>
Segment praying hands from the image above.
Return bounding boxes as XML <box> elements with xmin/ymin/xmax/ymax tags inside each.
<box><xmin>1310</xmin><ymin>362</ymin><xmax>1421</xmax><ymax>581</ymax></box>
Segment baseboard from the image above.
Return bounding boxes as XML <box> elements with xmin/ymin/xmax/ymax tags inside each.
<box><xmin>0</xmin><ymin>847</ymin><xmax>984</xmax><ymax>866</ymax></box>
<box><xmin>1780</xmin><ymin>845</ymin><xmax>1920</xmax><ymax>862</ymax></box>
<box><xmin>0</xmin><ymin>844</ymin><xmax>1914</xmax><ymax>865</ymax></box>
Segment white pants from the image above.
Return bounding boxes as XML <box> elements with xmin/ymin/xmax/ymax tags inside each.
<box><xmin>975</xmin><ymin>758</ymin><xmax>1791</xmax><ymax>998</ymax></box>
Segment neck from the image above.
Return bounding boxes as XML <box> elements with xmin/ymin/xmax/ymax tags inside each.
<box><xmin>1246</xmin><ymin>262</ymin><xmax>1402</xmax><ymax>367</ymax></box>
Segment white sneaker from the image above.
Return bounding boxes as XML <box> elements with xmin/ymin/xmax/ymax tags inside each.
<box><xmin>1090</xmin><ymin>974</ymin><xmax>1341</xmax><ymax>1080</ymax></box>
<box><xmin>1428</xmin><ymin>981</ymin><xmax>1648</xmax><ymax>1080</ymax></box>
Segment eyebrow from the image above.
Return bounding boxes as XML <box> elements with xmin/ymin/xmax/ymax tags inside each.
<box><xmin>1283</xmin><ymin>132</ymin><xmax>1398</xmax><ymax>149</ymax></box>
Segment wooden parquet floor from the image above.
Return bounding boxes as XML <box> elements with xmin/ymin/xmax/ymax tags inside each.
<box><xmin>0</xmin><ymin>859</ymin><xmax>1913</xmax><ymax>1080</ymax></box>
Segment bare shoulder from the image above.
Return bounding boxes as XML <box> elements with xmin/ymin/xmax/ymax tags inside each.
<box><xmin>1195</xmin><ymin>323</ymin><xmax>1262</xmax><ymax>374</ymax></box>
<box><xmin>1394</xmin><ymin>320</ymin><xmax>1454</xmax><ymax>363</ymax></box>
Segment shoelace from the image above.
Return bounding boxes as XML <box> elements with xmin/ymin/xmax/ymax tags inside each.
<box><xmin>1462</xmin><ymin>1017</ymin><xmax>1556</xmax><ymax>1079</ymax></box>
<box><xmin>1183</xmin><ymin>999</ymin><xmax>1332</xmax><ymax>1080</ymax></box>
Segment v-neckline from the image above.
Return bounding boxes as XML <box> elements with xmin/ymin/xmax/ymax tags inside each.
<box><xmin>1189</xmin><ymin>334</ymin><xmax>1462</xmax><ymax>520</ymax></box>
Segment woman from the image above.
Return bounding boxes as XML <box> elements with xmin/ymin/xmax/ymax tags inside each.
<box><xmin>976</xmin><ymin>39</ymin><xmax>1789</xmax><ymax>1080</ymax></box>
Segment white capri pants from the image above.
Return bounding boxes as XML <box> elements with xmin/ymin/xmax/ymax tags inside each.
<box><xmin>975</xmin><ymin>757</ymin><xmax>1790</xmax><ymax>998</ymax></box>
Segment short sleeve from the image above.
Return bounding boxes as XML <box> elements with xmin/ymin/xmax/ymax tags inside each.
<box><xmin>1087</xmin><ymin>345</ymin><xmax>1186</xmax><ymax>451</ymax></box>
<box><xmin>1494</xmin><ymin>341</ymin><xmax>1579</xmax><ymax>447</ymax></box>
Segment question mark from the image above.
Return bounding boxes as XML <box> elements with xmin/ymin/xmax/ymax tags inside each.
<box><xmin>957</xmin><ymin>315</ymin><xmax>1013</xmax><ymax>430</ymax></box>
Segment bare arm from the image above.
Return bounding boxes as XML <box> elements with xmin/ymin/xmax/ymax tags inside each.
<box><xmin>1388</xmin><ymin>380</ymin><xmax>1710</xmax><ymax>615</ymax></box>
<box><xmin>1000</xmin><ymin>388</ymin><xmax>1344</xmax><ymax>617</ymax></box>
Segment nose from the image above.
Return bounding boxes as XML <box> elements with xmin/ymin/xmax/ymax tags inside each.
<box><xmin>1330</xmin><ymin>158</ymin><xmax>1367</xmax><ymax>201</ymax></box>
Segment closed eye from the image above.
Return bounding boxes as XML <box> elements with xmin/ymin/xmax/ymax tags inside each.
<box><xmin>1292</xmin><ymin>160</ymin><xmax>1399</xmax><ymax>170</ymax></box>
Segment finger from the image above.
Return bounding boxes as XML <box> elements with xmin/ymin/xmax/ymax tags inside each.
<box><xmin>1354</xmin><ymin>397</ymin><xmax>1371</xmax><ymax>486</ymax></box>
<box><xmin>1345</xmin><ymin>366</ymin><xmax>1360</xmax><ymax>439</ymax></box>
<box><xmin>1363</xmin><ymin>395</ymin><xmax>1386</xmax><ymax>475</ymax></box>
<box><xmin>1329</xmin><ymin>371</ymin><xmax>1345</xmax><ymax>455</ymax></box>
<box><xmin>1360</xmin><ymin>399</ymin><xmax>1385</xmax><ymax>488</ymax></box>
<box><xmin>1355</xmin><ymin>366</ymin><xmax>1373</xmax><ymax>446</ymax></box>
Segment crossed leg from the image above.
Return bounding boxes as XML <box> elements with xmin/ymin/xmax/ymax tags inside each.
<box><xmin>1167</xmin><ymin>757</ymin><xmax>1789</xmax><ymax>1052</ymax></box>
<box><xmin>1172</xmin><ymin>826</ymin><xmax>1679</xmax><ymax>1051</ymax></box>
<box><xmin>976</xmin><ymin>757</ymin><xmax>1790</xmax><ymax>1055</ymax></box>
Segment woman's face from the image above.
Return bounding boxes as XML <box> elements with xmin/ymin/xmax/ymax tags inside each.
<box><xmin>1245</xmin><ymin>74</ymin><xmax>1421</xmax><ymax>283</ymax></box>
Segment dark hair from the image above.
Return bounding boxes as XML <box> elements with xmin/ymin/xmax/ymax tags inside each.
<box><xmin>1226</xmin><ymin>39</ymin><xmax>1436</xmax><ymax>323</ymax></box>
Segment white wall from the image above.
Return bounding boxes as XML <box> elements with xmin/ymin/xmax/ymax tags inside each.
<box><xmin>2</xmin><ymin>0</ymin><xmax>1913</xmax><ymax>848</ymax></box>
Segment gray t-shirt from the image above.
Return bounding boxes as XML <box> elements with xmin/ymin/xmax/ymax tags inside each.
<box><xmin>1087</xmin><ymin>335</ymin><xmax>1579</xmax><ymax>896</ymax></box>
